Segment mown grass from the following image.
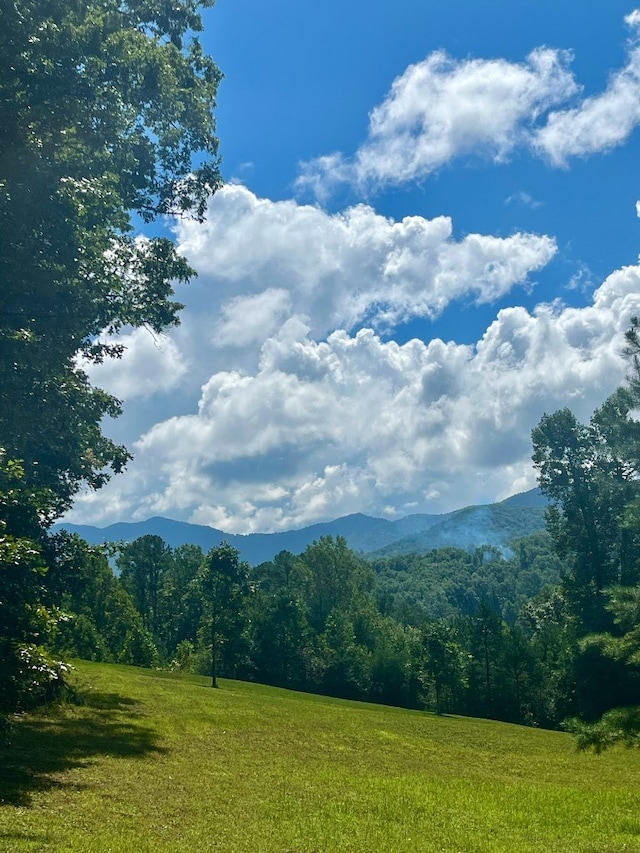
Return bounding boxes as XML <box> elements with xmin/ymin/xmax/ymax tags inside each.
<box><xmin>2</xmin><ymin>663</ymin><xmax>640</xmax><ymax>852</ymax></box>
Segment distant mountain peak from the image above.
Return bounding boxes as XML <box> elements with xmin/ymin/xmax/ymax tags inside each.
<box><xmin>54</xmin><ymin>488</ymin><xmax>547</xmax><ymax>565</ymax></box>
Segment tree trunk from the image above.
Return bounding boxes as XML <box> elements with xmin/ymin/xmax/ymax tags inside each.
<box><xmin>211</xmin><ymin>608</ymin><xmax>218</xmax><ymax>688</ymax></box>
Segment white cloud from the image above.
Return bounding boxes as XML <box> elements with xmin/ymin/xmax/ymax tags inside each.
<box><xmin>213</xmin><ymin>288</ymin><xmax>292</xmax><ymax>348</ymax></box>
<box><xmin>174</xmin><ymin>184</ymin><xmax>556</xmax><ymax>342</ymax></box>
<box><xmin>60</xmin><ymin>12</ymin><xmax>640</xmax><ymax>537</ymax></box>
<box><xmin>84</xmin><ymin>328</ymin><xmax>188</xmax><ymax>401</ymax></box>
<box><xmin>71</xmin><ymin>185</ymin><xmax>556</xmax><ymax>496</ymax></box>
<box><xmin>67</xmin><ymin>262</ymin><xmax>640</xmax><ymax>533</ymax></box>
<box><xmin>297</xmin><ymin>11</ymin><xmax>640</xmax><ymax>195</ymax></box>
<box><xmin>297</xmin><ymin>48</ymin><xmax>577</xmax><ymax>193</ymax></box>
<box><xmin>534</xmin><ymin>15</ymin><xmax>640</xmax><ymax>164</ymax></box>
<box><xmin>505</xmin><ymin>191</ymin><xmax>543</xmax><ymax>210</ymax></box>
<box><xmin>627</xmin><ymin>10</ymin><xmax>640</xmax><ymax>30</ymax></box>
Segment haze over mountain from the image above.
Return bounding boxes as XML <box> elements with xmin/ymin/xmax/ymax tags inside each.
<box><xmin>55</xmin><ymin>488</ymin><xmax>547</xmax><ymax>565</ymax></box>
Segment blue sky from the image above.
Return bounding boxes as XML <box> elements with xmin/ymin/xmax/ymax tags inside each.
<box><xmin>72</xmin><ymin>1</ymin><xmax>640</xmax><ymax>532</ymax></box>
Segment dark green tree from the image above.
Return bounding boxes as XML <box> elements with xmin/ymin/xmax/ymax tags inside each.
<box><xmin>0</xmin><ymin>0</ymin><xmax>222</xmax><ymax>706</ymax></box>
<box><xmin>566</xmin><ymin>584</ymin><xmax>640</xmax><ymax>751</ymax></box>
<box><xmin>501</xmin><ymin>624</ymin><xmax>538</xmax><ymax>722</ymax></box>
<box><xmin>0</xmin><ymin>454</ymin><xmax>66</xmax><ymax>709</ymax></box>
<box><xmin>518</xmin><ymin>587</ymin><xmax>572</xmax><ymax>726</ymax></box>
<box><xmin>118</xmin><ymin>621</ymin><xmax>160</xmax><ymax>668</ymax></box>
<box><xmin>530</xmin><ymin>319</ymin><xmax>640</xmax><ymax>737</ymax></box>
<box><xmin>319</xmin><ymin>608</ymin><xmax>373</xmax><ymax>700</ymax></box>
<box><xmin>300</xmin><ymin>536</ymin><xmax>374</xmax><ymax>633</ymax></box>
<box><xmin>44</xmin><ymin>532</ymin><xmax>141</xmax><ymax>662</ymax></box>
<box><xmin>368</xmin><ymin>617</ymin><xmax>415</xmax><ymax>707</ymax></box>
<box><xmin>117</xmin><ymin>535</ymin><xmax>173</xmax><ymax>648</ymax></box>
<box><xmin>418</xmin><ymin>621</ymin><xmax>467</xmax><ymax>714</ymax></box>
<box><xmin>532</xmin><ymin>399</ymin><xmax>640</xmax><ymax>635</ymax></box>
<box><xmin>249</xmin><ymin>551</ymin><xmax>317</xmax><ymax>689</ymax></box>
<box><xmin>466</xmin><ymin>603</ymin><xmax>505</xmax><ymax>718</ymax></box>
<box><xmin>0</xmin><ymin>0</ymin><xmax>221</xmax><ymax>510</ymax></box>
<box><xmin>250</xmin><ymin>590</ymin><xmax>317</xmax><ymax>689</ymax></box>
<box><xmin>198</xmin><ymin>543</ymin><xmax>250</xmax><ymax>687</ymax></box>
<box><xmin>158</xmin><ymin>543</ymin><xmax>205</xmax><ymax>657</ymax></box>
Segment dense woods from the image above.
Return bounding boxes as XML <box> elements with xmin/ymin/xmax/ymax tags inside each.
<box><xmin>34</xmin><ymin>529</ymin><xmax>561</xmax><ymax>726</ymax></box>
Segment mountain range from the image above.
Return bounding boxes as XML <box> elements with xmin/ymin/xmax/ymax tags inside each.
<box><xmin>54</xmin><ymin>488</ymin><xmax>549</xmax><ymax>565</ymax></box>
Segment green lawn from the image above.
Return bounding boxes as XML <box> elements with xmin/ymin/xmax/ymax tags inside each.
<box><xmin>2</xmin><ymin>662</ymin><xmax>640</xmax><ymax>852</ymax></box>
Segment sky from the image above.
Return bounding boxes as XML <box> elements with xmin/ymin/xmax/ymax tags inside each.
<box><xmin>69</xmin><ymin>0</ymin><xmax>640</xmax><ymax>533</ymax></box>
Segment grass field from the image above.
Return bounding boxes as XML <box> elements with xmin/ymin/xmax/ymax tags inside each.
<box><xmin>2</xmin><ymin>663</ymin><xmax>640</xmax><ymax>852</ymax></box>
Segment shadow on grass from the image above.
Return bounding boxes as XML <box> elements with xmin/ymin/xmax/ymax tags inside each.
<box><xmin>0</xmin><ymin>691</ymin><xmax>167</xmax><ymax>808</ymax></box>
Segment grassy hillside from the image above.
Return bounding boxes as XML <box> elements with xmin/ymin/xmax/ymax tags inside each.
<box><xmin>2</xmin><ymin>663</ymin><xmax>640</xmax><ymax>853</ymax></box>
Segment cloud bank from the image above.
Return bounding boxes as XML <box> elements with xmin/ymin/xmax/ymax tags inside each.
<box><xmin>72</xmin><ymin>187</ymin><xmax>640</xmax><ymax>532</ymax></box>
<box><xmin>173</xmin><ymin>185</ymin><xmax>556</xmax><ymax>343</ymax></box>
<box><xmin>67</xmin><ymin>11</ymin><xmax>640</xmax><ymax>534</ymax></box>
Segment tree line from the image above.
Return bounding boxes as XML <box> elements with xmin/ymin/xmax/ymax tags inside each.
<box><xmin>39</xmin><ymin>528</ymin><xmax>566</xmax><ymax>726</ymax></box>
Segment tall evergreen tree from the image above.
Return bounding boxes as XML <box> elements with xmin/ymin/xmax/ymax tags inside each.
<box><xmin>531</xmin><ymin>319</ymin><xmax>640</xmax><ymax>736</ymax></box>
<box><xmin>198</xmin><ymin>543</ymin><xmax>250</xmax><ymax>687</ymax></box>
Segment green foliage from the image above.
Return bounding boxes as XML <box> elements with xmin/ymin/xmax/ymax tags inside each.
<box><xmin>44</xmin><ymin>533</ymin><xmax>139</xmax><ymax>660</ymax></box>
<box><xmin>0</xmin><ymin>0</ymin><xmax>221</xmax><ymax>709</ymax></box>
<box><xmin>157</xmin><ymin>543</ymin><xmax>205</xmax><ymax>653</ymax></box>
<box><xmin>249</xmin><ymin>588</ymin><xmax>318</xmax><ymax>689</ymax></box>
<box><xmin>53</xmin><ymin>613</ymin><xmax>110</xmax><ymax>662</ymax></box>
<box><xmin>67</xmin><ymin>531</ymin><xmax>568</xmax><ymax>723</ymax></box>
<box><xmin>530</xmin><ymin>319</ymin><xmax>640</xmax><ymax>743</ymax></box>
<box><xmin>300</xmin><ymin>536</ymin><xmax>374</xmax><ymax>633</ymax></box>
<box><xmin>0</xmin><ymin>453</ymin><xmax>70</xmax><ymax>709</ymax></box>
<box><xmin>169</xmin><ymin>638</ymin><xmax>197</xmax><ymax>671</ymax></box>
<box><xmin>198</xmin><ymin>542</ymin><xmax>251</xmax><ymax>686</ymax></box>
<box><xmin>117</xmin><ymin>534</ymin><xmax>172</xmax><ymax>646</ymax></box>
<box><xmin>0</xmin><ymin>0</ymin><xmax>221</xmax><ymax>512</ymax></box>
<box><xmin>567</xmin><ymin>707</ymin><xmax>640</xmax><ymax>753</ymax></box>
<box><xmin>319</xmin><ymin>608</ymin><xmax>373</xmax><ymax>699</ymax></box>
<box><xmin>416</xmin><ymin>621</ymin><xmax>468</xmax><ymax>714</ymax></box>
<box><xmin>368</xmin><ymin>616</ymin><xmax>416</xmax><ymax>707</ymax></box>
<box><xmin>36</xmin><ymin>523</ymin><xmax>579</xmax><ymax>726</ymax></box>
<box><xmin>118</xmin><ymin>623</ymin><xmax>159</xmax><ymax>668</ymax></box>
<box><xmin>373</xmin><ymin>534</ymin><xmax>563</xmax><ymax>627</ymax></box>
<box><xmin>532</xmin><ymin>395</ymin><xmax>640</xmax><ymax>634</ymax></box>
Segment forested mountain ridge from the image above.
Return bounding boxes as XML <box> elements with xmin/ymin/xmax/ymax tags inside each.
<box><xmin>55</xmin><ymin>488</ymin><xmax>547</xmax><ymax>564</ymax></box>
<box><xmin>368</xmin><ymin>500</ymin><xmax>547</xmax><ymax>557</ymax></box>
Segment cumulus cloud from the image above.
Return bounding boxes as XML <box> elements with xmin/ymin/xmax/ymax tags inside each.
<box><xmin>72</xmin><ymin>184</ymin><xmax>556</xmax><ymax>485</ymax></box>
<box><xmin>174</xmin><ymin>184</ymin><xmax>556</xmax><ymax>342</ymax></box>
<box><xmin>68</xmin><ymin>262</ymin><xmax>640</xmax><ymax>532</ymax></box>
<box><xmin>297</xmin><ymin>48</ymin><xmax>577</xmax><ymax>193</ymax></box>
<box><xmin>84</xmin><ymin>327</ymin><xmax>188</xmax><ymax>401</ymax></box>
<box><xmin>534</xmin><ymin>12</ymin><xmax>640</xmax><ymax>164</ymax></box>
<box><xmin>297</xmin><ymin>10</ymin><xmax>640</xmax><ymax>196</ymax></box>
<box><xmin>213</xmin><ymin>288</ymin><xmax>292</xmax><ymax>348</ymax></box>
<box><xmin>60</xmin><ymin>12</ymin><xmax>640</xmax><ymax>535</ymax></box>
